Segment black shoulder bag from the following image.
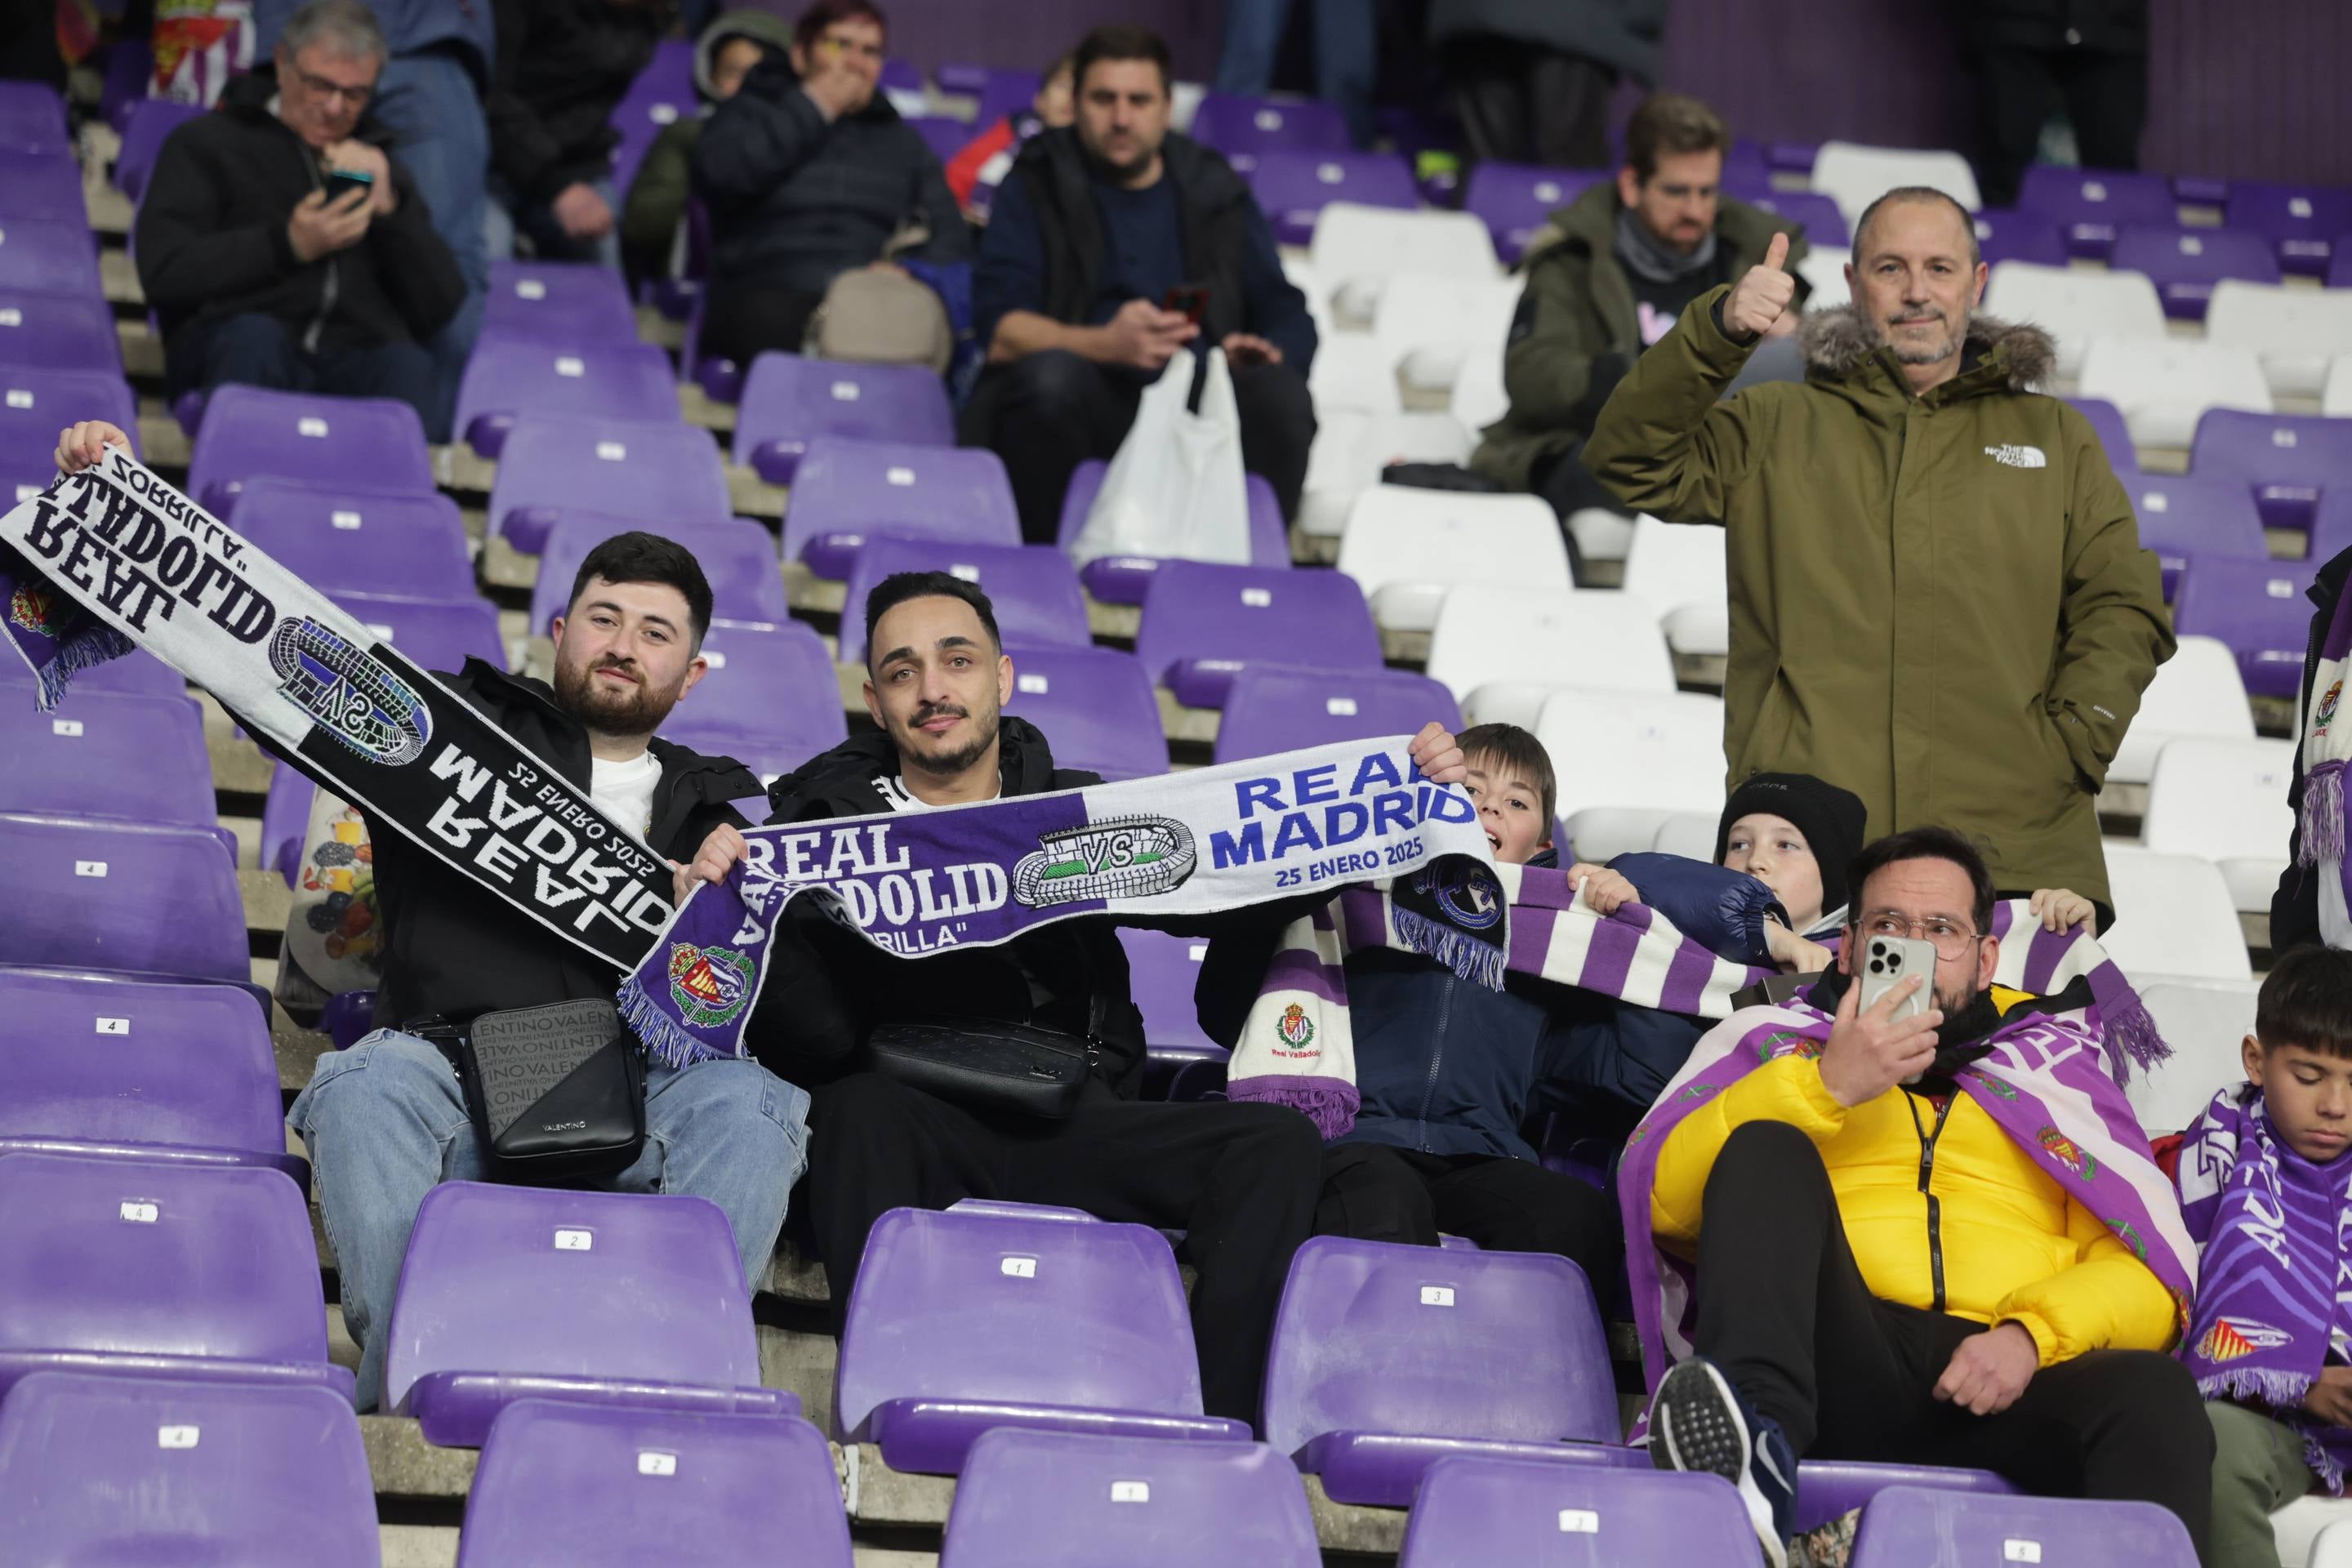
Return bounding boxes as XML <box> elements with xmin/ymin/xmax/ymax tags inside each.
<box><xmin>864</xmin><ymin>996</ymin><xmax>1103</xmax><ymax>1121</ymax></box>
<box><xmin>444</xmin><ymin>998</ymin><xmax>648</xmax><ymax>1183</ymax></box>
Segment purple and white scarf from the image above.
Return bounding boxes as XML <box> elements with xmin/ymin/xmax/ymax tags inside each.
<box><xmin>2177</xmin><ymin>1085</ymin><xmax>2352</xmax><ymax>1491</ymax></box>
<box><xmin>2295</xmin><ymin>574</ymin><xmax>2352</xmax><ymax>947</ymax></box>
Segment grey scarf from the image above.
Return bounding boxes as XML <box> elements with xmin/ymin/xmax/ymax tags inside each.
<box><xmin>1612</xmin><ymin>208</ymin><xmax>1718</xmax><ymax>285</ymax></box>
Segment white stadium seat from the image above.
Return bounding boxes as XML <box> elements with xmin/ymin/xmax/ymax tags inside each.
<box><xmin>1449</xmin><ymin>339</ymin><xmax>1509</xmax><ymax>431</ymax></box>
<box><xmin>2140</xmin><ymin>737</ymin><xmax>2296</xmax><ymax>913</ymax></box>
<box><xmin>1374</xmin><ymin>274</ymin><xmax>1521</xmax><ymax>398</ymax></box>
<box><xmin>2102</xmin><ymin>845</ymin><xmax>2253</xmax><ymax>984</ymax></box>
<box><xmin>1795</xmin><ymin>249</ymin><xmax>1850</xmax><ymax>310</ymax></box>
<box><xmin>1564</xmin><ymin>807</ymin><xmax>1675</xmax><ymax>863</ymax></box>
<box><xmin>1312</xmin><ymin>204</ymin><xmax>1499</xmax><ymax>320</ymax></box>
<box><xmin>1809</xmin><ymin>140</ymin><xmax>1982</xmax><ymax>229</ymax></box>
<box><xmin>2296</xmin><ymin>1508</ymin><xmax>2352</xmax><ymax>1567</ymax></box>
<box><xmin>1334</xmin><ymin>487</ymin><xmax>1570</xmax><ymax>631</ymax></box>
<box><xmin>2325</xmin><ymin>353</ymin><xmax>2352</xmax><ymax>419</ymax></box>
<box><xmin>2204</xmin><ymin>281</ymin><xmax>2352</xmax><ymax>399</ymax></box>
<box><xmin>1297</xmin><ymin>411</ymin><xmax>1473</xmax><ymax>538</ymax></box>
<box><xmin>1619</xmin><ymin>514</ymin><xmax>1731</xmax><ymax>658</ymax></box>
<box><xmin>1652</xmin><ymin>811</ymin><xmax>1721</xmax><ymax>861</ymax></box>
<box><xmin>2106</xmin><ymin>635</ymin><xmax>2256</xmax><ymax>787</ymax></box>
<box><xmin>1980</xmin><ymin>261</ymin><xmax>2167</xmax><ymax>381</ymax></box>
<box><xmin>1281</xmin><ymin>253</ymin><xmax>1334</xmax><ymax>344</ymax></box>
<box><xmin>2131</xmin><ymin>981</ymin><xmax>2258</xmax><ymax>1137</ymax></box>
<box><xmin>1423</xmin><ymin>585</ymin><xmax>1675</xmax><ymax>725</ymax></box>
<box><xmin>1306</xmin><ymin>332</ymin><xmax>1401</xmax><ymax>416</ymax></box>
<box><xmin>2077</xmin><ymin>338</ymin><xmax>2273</xmax><ymax>450</ymax></box>
<box><xmin>1569</xmin><ymin>508</ymin><xmax>1638</xmax><ymax>566</ymax></box>
<box><xmin>1536</xmin><ymin>689</ymin><xmax>1726</xmax><ymax>822</ymax></box>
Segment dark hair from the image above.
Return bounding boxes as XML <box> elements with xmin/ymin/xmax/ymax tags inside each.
<box><xmin>862</xmin><ymin>571</ymin><xmax>1002</xmax><ymax>666</ymax></box>
<box><xmin>1624</xmin><ymin>92</ymin><xmax>1729</xmax><ymax>184</ymax></box>
<box><xmin>1071</xmin><ymin>23</ymin><xmax>1170</xmax><ymax>95</ymax></box>
<box><xmin>1842</xmin><ymin>826</ymin><xmax>1996</xmax><ymax>935</ymax></box>
<box><xmin>793</xmin><ymin>0</ymin><xmax>885</xmax><ymax>54</ymax></box>
<box><xmin>1851</xmin><ymin>185</ymin><xmax>1980</xmax><ymax>271</ymax></box>
<box><xmin>1458</xmin><ymin>723</ymin><xmax>1557</xmax><ymax>826</ymax></box>
<box><xmin>567</xmin><ymin>531</ymin><xmax>713</xmax><ymax>646</ymax></box>
<box><xmin>2257</xmin><ymin>947</ymin><xmax>2352</xmax><ymax>1059</ymax></box>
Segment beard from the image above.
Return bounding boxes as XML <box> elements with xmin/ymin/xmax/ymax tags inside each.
<box><xmin>897</xmin><ymin>699</ymin><xmax>1001</xmax><ymax>779</ymax></box>
<box><xmin>551</xmin><ymin>653</ymin><xmax>685</xmax><ymax>737</ymax></box>
<box><xmin>1878</xmin><ymin>305</ymin><xmax>1967</xmax><ymax>367</ymax></box>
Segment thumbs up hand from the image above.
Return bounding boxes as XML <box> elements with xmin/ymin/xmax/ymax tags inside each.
<box><xmin>1722</xmin><ymin>229</ymin><xmax>1798</xmax><ymax>343</ymax></box>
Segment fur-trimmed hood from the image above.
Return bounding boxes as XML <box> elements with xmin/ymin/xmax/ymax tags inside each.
<box><xmin>1797</xmin><ymin>305</ymin><xmax>2056</xmax><ymax>393</ymax></box>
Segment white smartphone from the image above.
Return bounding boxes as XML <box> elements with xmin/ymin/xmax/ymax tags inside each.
<box><xmin>1857</xmin><ymin>933</ymin><xmax>1936</xmax><ymax>1023</ymax></box>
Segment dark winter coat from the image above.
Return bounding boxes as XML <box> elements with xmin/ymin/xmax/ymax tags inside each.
<box><xmin>488</xmin><ymin>0</ymin><xmax>668</xmax><ymax>203</ymax></box>
<box><xmin>1427</xmin><ymin>0</ymin><xmax>1665</xmax><ymax>82</ymax></box>
<box><xmin>2270</xmin><ymin>546</ymin><xmax>2352</xmax><ymax>953</ymax></box>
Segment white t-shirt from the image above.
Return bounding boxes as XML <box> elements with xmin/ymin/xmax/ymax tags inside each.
<box><xmin>590</xmin><ymin>751</ymin><xmax>663</xmax><ymax>837</ymax></box>
<box><xmin>876</xmin><ymin>773</ymin><xmax>1000</xmax><ymax>813</ymax></box>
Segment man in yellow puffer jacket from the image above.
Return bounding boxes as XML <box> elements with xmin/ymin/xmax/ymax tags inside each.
<box><xmin>1640</xmin><ymin>828</ymin><xmax>2210</xmax><ymax>1566</ymax></box>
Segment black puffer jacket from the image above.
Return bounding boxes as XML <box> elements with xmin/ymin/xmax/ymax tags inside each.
<box><xmin>134</xmin><ymin>71</ymin><xmax>466</xmax><ymax>368</ymax></box>
<box><xmin>2271</xmin><ymin>546</ymin><xmax>2352</xmax><ymax>954</ymax></box>
<box><xmin>692</xmin><ymin>53</ymin><xmax>965</xmax><ymax>294</ymax></box>
<box><xmin>742</xmin><ymin>719</ymin><xmax>1151</xmax><ymax>1094</ymax></box>
<box><xmin>488</xmin><ymin>0</ymin><xmax>670</xmax><ymax>203</ymax></box>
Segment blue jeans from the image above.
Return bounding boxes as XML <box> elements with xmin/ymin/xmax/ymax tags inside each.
<box><xmin>181</xmin><ymin>313</ymin><xmax>442</xmax><ymax>437</ymax></box>
<box><xmin>287</xmin><ymin>1029</ymin><xmax>810</xmax><ymax>1410</ymax></box>
<box><xmin>366</xmin><ymin>51</ymin><xmax>488</xmax><ymax>442</ymax></box>
<box><xmin>1214</xmin><ymin>0</ymin><xmax>1378</xmax><ymax>147</ymax></box>
<box><xmin>486</xmin><ymin>172</ymin><xmax>622</xmax><ymax>272</ymax></box>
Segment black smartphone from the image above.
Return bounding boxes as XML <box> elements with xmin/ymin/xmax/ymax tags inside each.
<box><xmin>323</xmin><ymin>167</ymin><xmax>376</xmax><ymax>205</ymax></box>
<box><xmin>1162</xmin><ymin>284</ymin><xmax>1209</xmax><ymax>325</ymax></box>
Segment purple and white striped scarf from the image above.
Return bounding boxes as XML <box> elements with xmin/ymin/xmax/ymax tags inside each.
<box><xmin>2295</xmin><ymin>573</ymin><xmax>2352</xmax><ymax>947</ymax></box>
<box><xmin>2177</xmin><ymin>1085</ymin><xmax>2352</xmax><ymax>1492</ymax></box>
<box><xmin>1225</xmin><ymin>867</ymin><xmax>1777</xmax><ymax>1138</ymax></box>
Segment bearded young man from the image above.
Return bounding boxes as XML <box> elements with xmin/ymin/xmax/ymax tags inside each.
<box><xmin>1583</xmin><ymin>187</ymin><xmax>2172</xmax><ymax>919</ymax></box>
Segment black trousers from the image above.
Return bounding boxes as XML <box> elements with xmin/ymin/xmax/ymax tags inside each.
<box><xmin>1441</xmin><ymin>38</ymin><xmax>1615</xmax><ymax>171</ymax></box>
<box><xmin>1972</xmin><ymin>45</ymin><xmax>2148</xmax><ymax>208</ymax></box>
<box><xmin>1316</xmin><ymin>1141</ymin><xmax>1617</xmax><ymax>1276</ymax></box>
<box><xmin>701</xmin><ymin>283</ymin><xmax>825</xmax><ymax>368</ymax></box>
<box><xmin>803</xmin><ymin>1070</ymin><xmax>1324</xmax><ymax>1425</ymax></box>
<box><xmin>1695</xmin><ymin>1122</ymin><xmax>2212</xmax><ymax>1558</ymax></box>
<box><xmin>958</xmin><ymin>349</ymin><xmax>1320</xmax><ymax>545</ymax></box>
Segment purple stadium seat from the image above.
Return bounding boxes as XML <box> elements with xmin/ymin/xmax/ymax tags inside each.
<box><xmin>1399</xmin><ymin>1455</ymin><xmax>1754</xmax><ymax>1566</ymax></box>
<box><xmin>2332</xmin><ymin>240</ymin><xmax>2352</xmax><ymax>291</ymax></box>
<box><xmin>0</xmin><ymin>1152</ymin><xmax>353</xmax><ymax>1401</ymax></box>
<box><xmin>941</xmin><ymin>1429</ymin><xmax>1321</xmax><ymax>1568</ymax></box>
<box><xmin>1250</xmin><ymin>149</ymin><xmax>1419</xmax><ymax>247</ymax></box>
<box><xmin>2190</xmin><ymin>408</ymin><xmax>2352</xmax><ymax>534</ymax></box>
<box><xmin>2127</xmin><ymin>474</ymin><xmax>2269</xmax><ymax>599</ymax></box>
<box><xmin>2225</xmin><ymin>180</ymin><xmax>2352</xmax><ymax>277</ymax></box>
<box><xmin>0</xmin><ymin>81</ymin><xmax>69</xmax><ymax>152</ymax></box>
<box><xmin>840</xmin><ymin>536</ymin><xmax>1087</xmax><ymax>665</ymax></box>
<box><xmin>782</xmin><ymin>435</ymin><xmax>1021</xmax><ymax>580</ymax></box>
<box><xmin>2172</xmin><ymin>553</ymin><xmax>2319</xmax><ymax>699</ymax></box>
<box><xmin>656</xmin><ymin>618</ymin><xmax>846</xmax><ymax>780</ymax></box>
<box><xmin>483</xmin><ymin>258</ymin><xmax>641</xmax><ymax>345</ymax></box>
<box><xmin>453</xmin><ymin>335</ymin><xmax>679</xmax><ymax>458</ymax></box>
<box><xmin>457</xmin><ymin>1401</ymin><xmax>853</xmax><ymax>1568</ymax></box>
<box><xmin>1463</xmin><ymin>163</ymin><xmax>1611</xmax><ymax>264</ymax></box>
<box><xmin>969</xmin><ymin>69</ymin><xmax>1042</xmax><ymax>128</ymax></box>
<box><xmin>488</xmin><ymin>416</ymin><xmax>732</xmax><ymax>554</ymax></box>
<box><xmin>1262</xmin><ymin>1236</ymin><xmax>1624</xmax><ymax>1508</ymax></box>
<box><xmin>2015</xmin><ymin>166</ymin><xmax>2178</xmax><ymax>260</ymax></box>
<box><xmin>733</xmin><ymin>354</ymin><xmax>956</xmax><ymax>484</ymax></box>
<box><xmin>933</xmin><ymin>62</ymin><xmax>993</xmax><ymax>94</ymax></box>
<box><xmin>1849</xmin><ymin>1485</ymin><xmax>2194</xmax><ymax>1567</ymax></box>
<box><xmin>1119</xmin><ymin>926</ymin><xmax>1224</xmax><ymax>1070</ymax></box>
<box><xmin>1214</xmin><ymin>665</ymin><xmax>1461</xmax><ymax>765</ymax></box>
<box><xmin>382</xmin><ymin>1183</ymin><xmax>793</xmax><ymax>1447</ymax></box>
<box><xmin>1</xmin><ymin>366</ymin><xmax>136</xmax><ymax>502</ymax></box>
<box><xmin>229</xmin><ymin>476</ymin><xmax>475</xmax><ymax>600</ymax></box>
<box><xmin>1134</xmin><ymin>560</ymin><xmax>1382</xmax><ymax>709</ymax></box>
<box><xmin>2109</xmin><ymin>225</ymin><xmax>2282</xmax><ymax>320</ymax></box>
<box><xmin>1713</xmin><ymin>139</ymin><xmax>1774</xmax><ymax>198</ymax></box>
<box><xmin>906</xmin><ymin>114</ymin><xmax>974</xmax><ymax>163</ymax></box>
<box><xmin>880</xmin><ymin>56</ymin><xmax>924</xmax><ymax>96</ymax></box>
<box><xmin>1794</xmin><ymin>1461</ymin><xmax>2017</xmax><ymax>1536</ymax></box>
<box><xmin>185</xmin><ymin>384</ymin><xmax>433</xmax><ymax>514</ymax></box>
<box><xmin>2311</xmin><ymin>489</ymin><xmax>2352</xmax><ymax>564</ymax></box>
<box><xmin>1187</xmin><ymin>92</ymin><xmax>1349</xmax><ymax>175</ymax></box>
<box><xmin>528</xmin><ymin>512</ymin><xmax>786</xmax><ymax>632</ymax></box>
<box><xmin>0</xmin><ymin>688</ymin><xmax>215</xmax><ymax>839</ymax></box>
<box><xmin>1767</xmin><ymin>140</ymin><xmax>1820</xmax><ymax>173</ymax></box>
<box><xmin>0</xmin><ymin>1372</ymin><xmax>377</xmax><ymax>1566</ymax></box>
<box><xmin>0</xmin><ymin>216</ymin><xmax>102</xmax><ymax>295</ymax></box>
<box><xmin>0</xmin><ymin>971</ymin><xmax>297</xmax><ymax>1178</ymax></box>
<box><xmin>834</xmin><ymin>1205</ymin><xmax>1252</xmax><ymax>1475</ymax></box>
<box><xmin>1000</xmin><ymin>644</ymin><xmax>1169</xmax><ymax>782</ymax></box>
<box><xmin>607</xmin><ymin>39</ymin><xmax>696</xmax><ymax>198</ymax></box>
<box><xmin>336</xmin><ymin>590</ymin><xmax>506</xmax><ymax>673</ymax></box>
<box><xmin>112</xmin><ymin>96</ymin><xmax>203</xmax><ymax>202</ymax></box>
<box><xmin>0</xmin><ymin>815</ymin><xmax>249</xmax><ymax>989</ymax></box>
<box><xmin>2174</xmin><ymin>173</ymin><xmax>2230</xmax><ymax>206</ymax></box>
<box><xmin>98</xmin><ymin>41</ymin><xmax>153</xmax><ymax>132</ymax></box>
<box><xmin>257</xmin><ymin>764</ymin><xmax>314</xmax><ymax>888</ymax></box>
<box><xmin>0</xmin><ymin>287</ymin><xmax>122</xmax><ymax>372</ymax></box>
<box><xmin>2066</xmin><ymin>395</ymin><xmax>2138</xmax><ymax>474</ymax></box>
<box><xmin>1971</xmin><ymin>208</ymin><xmax>2069</xmax><ymax>268</ymax></box>
<box><xmin>1054</xmin><ymin>459</ymin><xmax>1290</xmax><ymax>604</ymax></box>
<box><xmin>0</xmin><ymin>643</ymin><xmax>180</xmax><ymax>698</ymax></box>
<box><xmin>0</xmin><ymin>150</ymin><xmax>83</xmax><ymax>221</ymax></box>
<box><xmin>1745</xmin><ymin>189</ymin><xmax>1850</xmax><ymax>247</ymax></box>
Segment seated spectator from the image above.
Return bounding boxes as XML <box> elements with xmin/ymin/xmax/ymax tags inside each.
<box><xmin>1472</xmin><ymin>93</ymin><xmax>1806</xmax><ymax>536</ymax></box>
<box><xmin>675</xmin><ymin>572</ymin><xmax>1466</xmax><ymax>1424</ymax></box>
<box><xmin>691</xmin><ymin>0</ymin><xmax>967</xmax><ymax>367</ymax></box>
<box><xmin>134</xmin><ymin>0</ymin><xmax>465</xmax><ymax>439</ymax></box>
<box><xmin>618</xmin><ymin>8</ymin><xmax>791</xmax><ymax>290</ymax></box>
<box><xmin>485</xmin><ymin>0</ymin><xmax>668</xmax><ymax>267</ymax></box>
<box><xmin>961</xmin><ymin>23</ymin><xmax>1319</xmax><ymax>544</ymax></box>
<box><xmin>2184</xmin><ymin>947</ymin><xmax>2352</xmax><ymax>1568</ymax></box>
<box><xmin>1637</xmin><ymin>826</ymin><xmax>2208</xmax><ymax>1561</ymax></box>
<box><xmin>942</xmin><ymin>52</ymin><xmax>1074</xmax><ymax>220</ymax></box>
<box><xmin>2271</xmin><ymin>543</ymin><xmax>2352</xmax><ymax>952</ymax></box>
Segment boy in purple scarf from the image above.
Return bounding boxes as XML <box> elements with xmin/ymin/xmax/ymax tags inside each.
<box><xmin>2181</xmin><ymin>947</ymin><xmax>2352</xmax><ymax>1567</ymax></box>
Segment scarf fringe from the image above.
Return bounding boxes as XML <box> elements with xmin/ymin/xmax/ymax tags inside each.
<box><xmin>2198</xmin><ymin>1366</ymin><xmax>2318</xmax><ymax>1410</ymax></box>
<box><xmin>2100</xmin><ymin>992</ymin><xmax>2170</xmax><ymax>1086</ymax></box>
<box><xmin>1226</xmin><ymin>1076</ymin><xmax>1360</xmax><ymax>1139</ymax></box>
<box><xmin>33</xmin><ymin>625</ymin><xmax>135</xmax><ymax>711</ymax></box>
<box><xmin>617</xmin><ymin>973</ymin><xmax>731</xmax><ymax>1069</ymax></box>
<box><xmin>2301</xmin><ymin>760</ymin><xmax>2346</xmax><ymax>867</ymax></box>
<box><xmin>1392</xmin><ymin>905</ymin><xmax>1506</xmax><ymax>990</ymax></box>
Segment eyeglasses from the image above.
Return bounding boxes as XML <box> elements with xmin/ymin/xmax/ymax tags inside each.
<box><xmin>1858</xmin><ymin>911</ymin><xmax>1984</xmax><ymax>960</ymax></box>
<box><xmin>292</xmin><ymin>65</ymin><xmax>373</xmax><ymax>107</ymax></box>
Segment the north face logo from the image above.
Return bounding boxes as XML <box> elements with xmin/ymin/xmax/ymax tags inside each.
<box><xmin>1984</xmin><ymin>443</ymin><xmax>2047</xmax><ymax>469</ymax></box>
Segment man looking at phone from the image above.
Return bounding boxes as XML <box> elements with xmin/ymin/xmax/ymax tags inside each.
<box><xmin>1636</xmin><ymin>826</ymin><xmax>2207</xmax><ymax>1565</ymax></box>
<box><xmin>1584</xmin><ymin>186</ymin><xmax>2170</xmax><ymax>918</ymax></box>
<box><xmin>135</xmin><ymin>0</ymin><xmax>465</xmax><ymax>437</ymax></box>
<box><xmin>962</xmin><ymin>23</ymin><xmax>1319</xmax><ymax>542</ymax></box>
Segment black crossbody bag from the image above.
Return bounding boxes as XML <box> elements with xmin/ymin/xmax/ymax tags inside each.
<box><xmin>865</xmin><ymin>996</ymin><xmax>1103</xmax><ymax>1121</ymax></box>
<box><xmin>416</xmin><ymin>1000</ymin><xmax>648</xmax><ymax>1183</ymax></box>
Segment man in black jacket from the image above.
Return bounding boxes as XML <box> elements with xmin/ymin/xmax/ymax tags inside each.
<box><xmin>134</xmin><ymin>0</ymin><xmax>466</xmax><ymax>438</ymax></box>
<box><xmin>690</xmin><ymin>0</ymin><xmax>964</xmax><ymax>367</ymax></box>
<box><xmin>962</xmin><ymin>24</ymin><xmax>1319</xmax><ymax>543</ymax></box>
<box><xmin>485</xmin><ymin>0</ymin><xmax>668</xmax><ymax>265</ymax></box>
<box><xmin>283</xmin><ymin>531</ymin><xmax>809</xmax><ymax>1412</ymax></box>
<box><xmin>675</xmin><ymin>572</ymin><xmax>1467</xmax><ymax>1424</ymax></box>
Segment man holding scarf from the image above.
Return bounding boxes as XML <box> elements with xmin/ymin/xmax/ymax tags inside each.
<box><xmin>1625</xmin><ymin>826</ymin><xmax>2208</xmax><ymax>1565</ymax></box>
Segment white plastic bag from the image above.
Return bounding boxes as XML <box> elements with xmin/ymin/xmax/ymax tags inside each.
<box><xmin>1071</xmin><ymin>348</ymin><xmax>1253</xmax><ymax>568</ymax></box>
